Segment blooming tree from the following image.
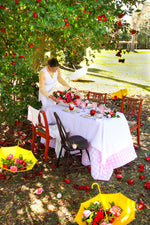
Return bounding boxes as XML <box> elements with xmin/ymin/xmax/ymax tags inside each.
<box><xmin>0</xmin><ymin>0</ymin><xmax>145</xmax><ymax>124</ymax></box>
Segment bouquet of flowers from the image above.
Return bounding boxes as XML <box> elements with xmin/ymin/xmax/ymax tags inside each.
<box><xmin>82</xmin><ymin>201</ymin><xmax>122</xmax><ymax>225</ymax></box>
<box><xmin>1</xmin><ymin>154</ymin><xmax>33</xmax><ymax>172</ymax></box>
<box><xmin>53</xmin><ymin>88</ymin><xmax>80</xmax><ymax>104</ymax></box>
<box><xmin>103</xmin><ymin>109</ymin><xmax>120</xmax><ymax>118</ymax></box>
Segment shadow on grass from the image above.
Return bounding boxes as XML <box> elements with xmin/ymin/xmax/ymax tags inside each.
<box><xmin>87</xmin><ymin>68</ymin><xmax>150</xmax><ymax>92</ymax></box>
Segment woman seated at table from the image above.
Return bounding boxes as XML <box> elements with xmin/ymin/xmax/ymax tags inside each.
<box><xmin>39</xmin><ymin>58</ymin><xmax>71</xmax><ymax>109</ymax></box>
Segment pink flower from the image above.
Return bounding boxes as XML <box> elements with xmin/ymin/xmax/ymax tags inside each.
<box><xmin>57</xmin><ymin>193</ymin><xmax>62</xmax><ymax>198</ymax></box>
<box><xmin>10</xmin><ymin>166</ymin><xmax>18</xmax><ymax>172</ymax></box>
<box><xmin>35</xmin><ymin>188</ymin><xmax>43</xmax><ymax>195</ymax></box>
<box><xmin>116</xmin><ymin>174</ymin><xmax>123</xmax><ymax>179</ymax></box>
<box><xmin>15</xmin><ymin>158</ymin><xmax>20</xmax><ymax>163</ymax></box>
<box><xmin>6</xmin><ymin>154</ymin><xmax>14</xmax><ymax>160</ymax></box>
<box><xmin>110</xmin><ymin>206</ymin><xmax>121</xmax><ymax>217</ymax></box>
<box><xmin>109</xmin><ymin>110</ymin><xmax>114</xmax><ymax>116</ymax></box>
<box><xmin>83</xmin><ymin>209</ymin><xmax>91</xmax><ymax>218</ymax></box>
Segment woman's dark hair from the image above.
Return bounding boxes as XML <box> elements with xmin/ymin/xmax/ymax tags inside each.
<box><xmin>48</xmin><ymin>58</ymin><xmax>59</xmax><ymax>67</ymax></box>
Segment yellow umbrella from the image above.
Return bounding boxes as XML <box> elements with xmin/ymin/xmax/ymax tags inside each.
<box><xmin>0</xmin><ymin>145</ymin><xmax>38</xmax><ymax>173</ymax></box>
<box><xmin>111</xmin><ymin>88</ymin><xmax>128</xmax><ymax>99</ymax></box>
<box><xmin>75</xmin><ymin>183</ymin><xmax>135</xmax><ymax>225</ymax></box>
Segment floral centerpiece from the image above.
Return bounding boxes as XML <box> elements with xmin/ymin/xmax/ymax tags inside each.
<box><xmin>82</xmin><ymin>201</ymin><xmax>122</xmax><ymax>225</ymax></box>
<box><xmin>103</xmin><ymin>109</ymin><xmax>120</xmax><ymax>118</ymax></box>
<box><xmin>53</xmin><ymin>88</ymin><xmax>80</xmax><ymax>104</ymax></box>
<box><xmin>1</xmin><ymin>154</ymin><xmax>33</xmax><ymax>172</ymax></box>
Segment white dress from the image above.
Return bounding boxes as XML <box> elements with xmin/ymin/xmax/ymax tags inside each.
<box><xmin>38</xmin><ymin>66</ymin><xmax>58</xmax><ymax>109</ymax></box>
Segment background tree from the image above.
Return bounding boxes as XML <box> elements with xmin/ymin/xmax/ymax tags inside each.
<box><xmin>0</xmin><ymin>0</ymin><xmax>146</xmax><ymax>125</ymax></box>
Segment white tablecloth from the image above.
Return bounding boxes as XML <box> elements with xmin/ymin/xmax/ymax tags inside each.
<box><xmin>45</xmin><ymin>104</ymin><xmax>137</xmax><ymax>181</ymax></box>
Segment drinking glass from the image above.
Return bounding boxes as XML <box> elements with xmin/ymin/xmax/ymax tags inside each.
<box><xmin>81</xmin><ymin>101</ymin><xmax>86</xmax><ymax>112</ymax></box>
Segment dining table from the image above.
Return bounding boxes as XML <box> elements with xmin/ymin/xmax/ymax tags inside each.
<box><xmin>44</xmin><ymin>103</ymin><xmax>137</xmax><ymax>181</ymax></box>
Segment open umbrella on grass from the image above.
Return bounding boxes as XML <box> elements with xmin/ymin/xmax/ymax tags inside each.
<box><xmin>0</xmin><ymin>145</ymin><xmax>38</xmax><ymax>173</ymax></box>
<box><xmin>75</xmin><ymin>183</ymin><xmax>135</xmax><ymax>225</ymax></box>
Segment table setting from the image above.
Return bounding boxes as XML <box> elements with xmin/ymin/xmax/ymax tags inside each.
<box><xmin>44</xmin><ymin>89</ymin><xmax>137</xmax><ymax>181</ymax></box>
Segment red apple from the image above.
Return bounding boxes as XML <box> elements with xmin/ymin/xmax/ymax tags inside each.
<box><xmin>90</xmin><ymin>109</ymin><xmax>96</xmax><ymax>116</ymax></box>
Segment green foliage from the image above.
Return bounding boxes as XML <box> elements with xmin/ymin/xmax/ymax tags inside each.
<box><xmin>0</xmin><ymin>0</ymin><xmax>146</xmax><ymax>124</ymax></box>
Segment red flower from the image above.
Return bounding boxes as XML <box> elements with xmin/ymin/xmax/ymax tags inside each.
<box><xmin>15</xmin><ymin>0</ymin><xmax>19</xmax><ymax>4</ymax></box>
<box><xmin>0</xmin><ymin>5</ymin><xmax>6</xmax><ymax>9</ymax></box>
<box><xmin>98</xmin><ymin>16</ymin><xmax>102</xmax><ymax>21</ymax></box>
<box><xmin>76</xmin><ymin>16</ymin><xmax>79</xmax><ymax>20</ymax></box>
<box><xmin>144</xmin><ymin>181</ymin><xmax>150</xmax><ymax>190</ymax></box>
<box><xmin>96</xmin><ymin>211</ymin><xmax>104</xmax><ymax>221</ymax></box>
<box><xmin>117</xmin><ymin>21</ymin><xmax>122</xmax><ymax>26</ymax></box>
<box><xmin>64</xmin><ymin>178</ymin><xmax>71</xmax><ymax>183</ymax></box>
<box><xmin>138</xmin><ymin>168</ymin><xmax>144</xmax><ymax>173</ymax></box>
<box><xmin>139</xmin><ymin>164</ymin><xmax>144</xmax><ymax>168</ymax></box>
<box><xmin>82</xmin><ymin>9</ymin><xmax>86</xmax><ymax>13</ymax></box>
<box><xmin>64</xmin><ymin>18</ymin><xmax>68</xmax><ymax>23</ymax></box>
<box><xmin>1</xmin><ymin>28</ymin><xmax>6</xmax><ymax>33</ymax></box>
<box><xmin>19</xmin><ymin>56</ymin><xmax>25</xmax><ymax>59</ymax></box>
<box><xmin>118</xmin><ymin>14</ymin><xmax>124</xmax><ymax>19</ymax></box>
<box><xmin>65</xmin><ymin>22</ymin><xmax>70</xmax><ymax>26</ymax></box>
<box><xmin>88</xmin><ymin>10</ymin><xmax>91</xmax><ymax>15</ymax></box>
<box><xmin>131</xmin><ymin>29</ymin><xmax>136</xmax><ymax>34</ymax></box>
<box><xmin>5</xmin><ymin>52</ymin><xmax>7</xmax><ymax>57</ymax></box>
<box><xmin>139</xmin><ymin>175</ymin><xmax>145</xmax><ymax>180</ymax></box>
<box><xmin>127</xmin><ymin>179</ymin><xmax>134</xmax><ymax>185</ymax></box>
<box><xmin>33</xmin><ymin>12</ymin><xmax>38</xmax><ymax>18</ymax></box>
<box><xmin>11</xmin><ymin>61</ymin><xmax>16</xmax><ymax>65</ymax></box>
<box><xmin>140</xmin><ymin>123</ymin><xmax>144</xmax><ymax>126</ymax></box>
<box><xmin>63</xmin><ymin>39</ymin><xmax>66</xmax><ymax>43</ymax></box>
<box><xmin>29</xmin><ymin>43</ymin><xmax>34</xmax><ymax>48</ymax></box>
<box><xmin>3</xmin><ymin>164</ymin><xmax>9</xmax><ymax>169</ymax></box>
<box><xmin>145</xmin><ymin>156</ymin><xmax>150</xmax><ymax>161</ymax></box>
<box><xmin>137</xmin><ymin>204</ymin><xmax>144</xmax><ymax>210</ymax></box>
<box><xmin>37</xmin><ymin>0</ymin><xmax>42</xmax><ymax>2</ymax></box>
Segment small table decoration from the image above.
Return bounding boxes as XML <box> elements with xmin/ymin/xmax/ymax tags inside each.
<box><xmin>53</xmin><ymin>88</ymin><xmax>80</xmax><ymax>104</ymax></box>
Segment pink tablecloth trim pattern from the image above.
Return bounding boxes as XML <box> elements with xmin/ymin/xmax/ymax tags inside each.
<box><xmin>82</xmin><ymin>144</ymin><xmax>137</xmax><ymax>181</ymax></box>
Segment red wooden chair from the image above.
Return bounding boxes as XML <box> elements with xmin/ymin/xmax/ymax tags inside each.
<box><xmin>28</xmin><ymin>106</ymin><xmax>58</xmax><ymax>161</ymax></box>
<box><xmin>120</xmin><ymin>96</ymin><xmax>143</xmax><ymax>146</ymax></box>
<box><xmin>86</xmin><ymin>91</ymin><xmax>107</xmax><ymax>106</ymax></box>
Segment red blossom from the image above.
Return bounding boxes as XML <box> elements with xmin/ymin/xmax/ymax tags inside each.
<box><xmin>37</xmin><ymin>0</ymin><xmax>42</xmax><ymax>2</ymax></box>
<box><xmin>131</xmin><ymin>29</ymin><xmax>136</xmax><ymax>34</ymax></box>
<box><xmin>15</xmin><ymin>0</ymin><xmax>19</xmax><ymax>4</ymax></box>
<box><xmin>144</xmin><ymin>181</ymin><xmax>150</xmax><ymax>190</ymax></box>
<box><xmin>115</xmin><ymin>169</ymin><xmax>121</xmax><ymax>174</ymax></box>
<box><xmin>145</xmin><ymin>156</ymin><xmax>150</xmax><ymax>161</ymax></box>
<box><xmin>19</xmin><ymin>56</ymin><xmax>25</xmax><ymax>59</ymax></box>
<box><xmin>64</xmin><ymin>178</ymin><xmax>71</xmax><ymax>183</ymax></box>
<box><xmin>0</xmin><ymin>5</ymin><xmax>6</xmax><ymax>9</ymax></box>
<box><xmin>117</xmin><ymin>21</ymin><xmax>122</xmax><ymax>26</ymax></box>
<box><xmin>33</xmin><ymin>12</ymin><xmax>38</xmax><ymax>18</ymax></box>
<box><xmin>88</xmin><ymin>10</ymin><xmax>91</xmax><ymax>15</ymax></box>
<box><xmin>139</xmin><ymin>175</ymin><xmax>145</xmax><ymax>180</ymax></box>
<box><xmin>5</xmin><ymin>52</ymin><xmax>7</xmax><ymax>56</ymax></box>
<box><xmin>82</xmin><ymin>9</ymin><xmax>86</xmax><ymax>13</ymax></box>
<box><xmin>11</xmin><ymin>61</ymin><xmax>16</xmax><ymax>65</ymax></box>
<box><xmin>65</xmin><ymin>22</ymin><xmax>70</xmax><ymax>26</ymax></box>
<box><xmin>139</xmin><ymin>164</ymin><xmax>144</xmax><ymax>168</ymax></box>
<box><xmin>127</xmin><ymin>179</ymin><xmax>134</xmax><ymax>185</ymax></box>
<box><xmin>140</xmin><ymin>123</ymin><xmax>144</xmax><ymax>126</ymax></box>
<box><xmin>118</xmin><ymin>14</ymin><xmax>124</xmax><ymax>18</ymax></box>
<box><xmin>64</xmin><ymin>18</ymin><xmax>68</xmax><ymax>23</ymax></box>
<box><xmin>138</xmin><ymin>168</ymin><xmax>144</xmax><ymax>173</ymax></box>
<box><xmin>1</xmin><ymin>28</ymin><xmax>6</xmax><ymax>33</ymax></box>
<box><xmin>29</xmin><ymin>43</ymin><xmax>34</xmax><ymax>48</ymax></box>
<box><xmin>63</xmin><ymin>39</ymin><xmax>66</xmax><ymax>43</ymax></box>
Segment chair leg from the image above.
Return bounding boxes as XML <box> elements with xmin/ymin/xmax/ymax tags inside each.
<box><xmin>44</xmin><ymin>138</ymin><xmax>50</xmax><ymax>161</ymax></box>
<box><xmin>56</xmin><ymin>146</ymin><xmax>63</xmax><ymax>167</ymax></box>
<box><xmin>137</xmin><ymin>127</ymin><xmax>140</xmax><ymax>145</ymax></box>
<box><xmin>85</xmin><ymin>149</ymin><xmax>90</xmax><ymax>161</ymax></box>
<box><xmin>31</xmin><ymin>128</ymin><xmax>36</xmax><ymax>151</ymax></box>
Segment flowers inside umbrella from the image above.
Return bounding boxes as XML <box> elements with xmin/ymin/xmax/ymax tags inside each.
<box><xmin>75</xmin><ymin>183</ymin><xmax>135</xmax><ymax>225</ymax></box>
<box><xmin>0</xmin><ymin>145</ymin><xmax>38</xmax><ymax>173</ymax></box>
